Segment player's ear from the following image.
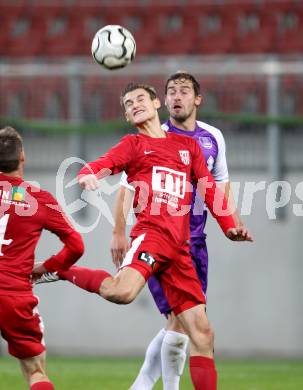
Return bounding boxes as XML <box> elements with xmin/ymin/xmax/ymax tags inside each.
<box><xmin>20</xmin><ymin>150</ymin><xmax>25</xmax><ymax>163</ymax></box>
<box><xmin>124</xmin><ymin>111</ymin><xmax>130</xmax><ymax>122</ymax></box>
<box><xmin>154</xmin><ymin>98</ymin><xmax>161</xmax><ymax>109</ymax></box>
<box><xmin>195</xmin><ymin>94</ymin><xmax>203</xmax><ymax>107</ymax></box>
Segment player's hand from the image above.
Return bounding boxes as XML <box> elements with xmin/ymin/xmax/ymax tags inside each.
<box><xmin>226</xmin><ymin>226</ymin><xmax>253</xmax><ymax>242</ymax></box>
<box><xmin>110</xmin><ymin>232</ymin><xmax>129</xmax><ymax>269</ymax></box>
<box><xmin>31</xmin><ymin>262</ymin><xmax>48</xmax><ymax>282</ymax></box>
<box><xmin>78</xmin><ymin>174</ymin><xmax>99</xmax><ymax>191</ymax></box>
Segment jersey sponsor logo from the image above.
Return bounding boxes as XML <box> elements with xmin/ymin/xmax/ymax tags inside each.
<box><xmin>144</xmin><ymin>150</ymin><xmax>155</xmax><ymax>155</ymax></box>
<box><xmin>0</xmin><ymin>184</ymin><xmax>31</xmax><ymax>211</ymax></box>
<box><xmin>152</xmin><ymin>166</ymin><xmax>186</xmax><ymax>199</ymax></box>
<box><xmin>179</xmin><ymin>150</ymin><xmax>190</xmax><ymax>165</ymax></box>
<box><xmin>12</xmin><ymin>186</ymin><xmax>26</xmax><ymax>202</ymax></box>
<box><xmin>199</xmin><ymin>136</ymin><xmax>213</xmax><ymax>149</ymax></box>
<box><xmin>0</xmin><ymin>186</ymin><xmax>26</xmax><ymax>203</ymax></box>
<box><xmin>138</xmin><ymin>252</ymin><xmax>156</xmax><ymax>268</ymax></box>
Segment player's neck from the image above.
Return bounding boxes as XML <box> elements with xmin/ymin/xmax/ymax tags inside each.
<box><xmin>170</xmin><ymin>117</ymin><xmax>196</xmax><ymax>132</ymax></box>
<box><xmin>0</xmin><ymin>167</ymin><xmax>23</xmax><ymax>179</ymax></box>
<box><xmin>137</xmin><ymin>118</ymin><xmax>166</xmax><ymax>138</ymax></box>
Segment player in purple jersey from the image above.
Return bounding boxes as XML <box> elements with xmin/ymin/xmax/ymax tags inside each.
<box><xmin>111</xmin><ymin>72</ymin><xmax>243</xmax><ymax>390</ymax></box>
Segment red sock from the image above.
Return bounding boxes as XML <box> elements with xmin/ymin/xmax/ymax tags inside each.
<box><xmin>189</xmin><ymin>356</ymin><xmax>217</xmax><ymax>390</ymax></box>
<box><xmin>58</xmin><ymin>266</ymin><xmax>111</xmax><ymax>294</ymax></box>
<box><xmin>31</xmin><ymin>382</ymin><xmax>54</xmax><ymax>389</ymax></box>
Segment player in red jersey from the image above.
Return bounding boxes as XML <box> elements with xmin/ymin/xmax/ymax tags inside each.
<box><xmin>0</xmin><ymin>127</ymin><xmax>84</xmax><ymax>390</ymax></box>
<box><xmin>46</xmin><ymin>83</ymin><xmax>252</xmax><ymax>390</ymax></box>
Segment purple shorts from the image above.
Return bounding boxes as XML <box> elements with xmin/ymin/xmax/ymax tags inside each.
<box><xmin>148</xmin><ymin>236</ymin><xmax>208</xmax><ymax>315</ymax></box>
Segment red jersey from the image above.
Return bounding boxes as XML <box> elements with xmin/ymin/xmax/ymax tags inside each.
<box><xmin>79</xmin><ymin>132</ymin><xmax>235</xmax><ymax>255</ymax></box>
<box><xmin>0</xmin><ymin>174</ymin><xmax>84</xmax><ymax>295</ymax></box>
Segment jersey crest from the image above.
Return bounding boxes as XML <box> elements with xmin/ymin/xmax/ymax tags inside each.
<box><xmin>199</xmin><ymin>136</ymin><xmax>213</xmax><ymax>149</ymax></box>
<box><xmin>179</xmin><ymin>150</ymin><xmax>190</xmax><ymax>165</ymax></box>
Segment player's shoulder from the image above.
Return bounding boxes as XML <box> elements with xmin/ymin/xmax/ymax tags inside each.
<box><xmin>23</xmin><ymin>181</ymin><xmax>56</xmax><ymax>205</ymax></box>
<box><xmin>120</xmin><ymin>133</ymin><xmax>141</xmax><ymax>146</ymax></box>
<box><xmin>196</xmin><ymin>120</ymin><xmax>225</xmax><ymax>142</ymax></box>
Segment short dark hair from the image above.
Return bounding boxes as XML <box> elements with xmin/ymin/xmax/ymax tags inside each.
<box><xmin>0</xmin><ymin>126</ymin><xmax>23</xmax><ymax>173</ymax></box>
<box><xmin>120</xmin><ymin>82</ymin><xmax>158</xmax><ymax>107</ymax></box>
<box><xmin>165</xmin><ymin>71</ymin><xmax>201</xmax><ymax>96</ymax></box>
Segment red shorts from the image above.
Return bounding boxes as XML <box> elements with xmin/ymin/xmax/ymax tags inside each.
<box><xmin>121</xmin><ymin>232</ymin><xmax>206</xmax><ymax>315</ymax></box>
<box><xmin>0</xmin><ymin>294</ymin><xmax>45</xmax><ymax>359</ymax></box>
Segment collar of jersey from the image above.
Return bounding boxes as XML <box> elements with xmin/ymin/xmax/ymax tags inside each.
<box><xmin>166</xmin><ymin>120</ymin><xmax>199</xmax><ymax>136</ymax></box>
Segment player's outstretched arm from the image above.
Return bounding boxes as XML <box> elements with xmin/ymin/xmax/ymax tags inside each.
<box><xmin>111</xmin><ymin>186</ymin><xmax>133</xmax><ymax>268</ymax></box>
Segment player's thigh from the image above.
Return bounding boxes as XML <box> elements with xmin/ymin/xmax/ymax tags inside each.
<box><xmin>114</xmin><ymin>267</ymin><xmax>146</xmax><ymax>297</ymax></box>
<box><xmin>159</xmin><ymin>249</ymin><xmax>206</xmax><ymax>315</ymax></box>
<box><xmin>0</xmin><ymin>295</ymin><xmax>45</xmax><ymax>360</ymax></box>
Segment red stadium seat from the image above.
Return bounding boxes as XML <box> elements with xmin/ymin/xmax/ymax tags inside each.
<box><xmin>274</xmin><ymin>5</ymin><xmax>303</xmax><ymax>54</ymax></box>
<box><xmin>34</xmin><ymin>5</ymin><xmax>81</xmax><ymax>56</ymax></box>
<box><xmin>189</xmin><ymin>5</ymin><xmax>237</xmax><ymax>54</ymax></box>
<box><xmin>5</xmin><ymin>10</ymin><xmax>45</xmax><ymax>57</ymax></box>
<box><xmin>153</xmin><ymin>7</ymin><xmax>195</xmax><ymax>55</ymax></box>
<box><xmin>232</xmin><ymin>5</ymin><xmax>275</xmax><ymax>54</ymax></box>
<box><xmin>0</xmin><ymin>5</ymin><xmax>24</xmax><ymax>55</ymax></box>
<box><xmin>70</xmin><ymin>6</ymin><xmax>112</xmax><ymax>56</ymax></box>
<box><xmin>30</xmin><ymin>77</ymin><xmax>69</xmax><ymax>120</ymax></box>
<box><xmin>106</xmin><ymin>6</ymin><xmax>157</xmax><ymax>56</ymax></box>
<box><xmin>280</xmin><ymin>75</ymin><xmax>302</xmax><ymax>116</ymax></box>
<box><xmin>220</xmin><ymin>76</ymin><xmax>267</xmax><ymax>114</ymax></box>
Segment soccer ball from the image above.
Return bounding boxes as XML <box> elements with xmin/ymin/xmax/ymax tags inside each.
<box><xmin>91</xmin><ymin>25</ymin><xmax>136</xmax><ymax>70</ymax></box>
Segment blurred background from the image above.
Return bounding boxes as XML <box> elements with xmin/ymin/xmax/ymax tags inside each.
<box><xmin>0</xmin><ymin>0</ymin><xmax>302</xmax><ymax>360</ymax></box>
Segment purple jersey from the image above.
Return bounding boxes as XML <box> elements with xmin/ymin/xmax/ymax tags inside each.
<box><xmin>163</xmin><ymin>120</ymin><xmax>229</xmax><ymax>239</ymax></box>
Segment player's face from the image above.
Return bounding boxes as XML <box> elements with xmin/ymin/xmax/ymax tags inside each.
<box><xmin>123</xmin><ymin>89</ymin><xmax>160</xmax><ymax>125</ymax></box>
<box><xmin>165</xmin><ymin>79</ymin><xmax>202</xmax><ymax>123</ymax></box>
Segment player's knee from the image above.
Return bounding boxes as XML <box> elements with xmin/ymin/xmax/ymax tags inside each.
<box><xmin>20</xmin><ymin>356</ymin><xmax>47</xmax><ymax>384</ymax></box>
<box><xmin>102</xmin><ymin>286</ymin><xmax>136</xmax><ymax>304</ymax></box>
<box><xmin>192</xmin><ymin>324</ymin><xmax>214</xmax><ymax>351</ymax></box>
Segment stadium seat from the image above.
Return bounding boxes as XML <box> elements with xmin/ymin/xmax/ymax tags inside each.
<box><xmin>5</xmin><ymin>10</ymin><xmax>45</xmax><ymax>57</ymax></box>
<box><xmin>153</xmin><ymin>7</ymin><xmax>195</xmax><ymax>55</ymax></box>
<box><xmin>71</xmin><ymin>6</ymin><xmax>114</xmax><ymax>56</ymax></box>
<box><xmin>107</xmin><ymin>6</ymin><xmax>157</xmax><ymax>56</ymax></box>
<box><xmin>232</xmin><ymin>5</ymin><xmax>275</xmax><ymax>53</ymax></box>
<box><xmin>280</xmin><ymin>75</ymin><xmax>301</xmax><ymax>116</ymax></box>
<box><xmin>37</xmin><ymin>6</ymin><xmax>80</xmax><ymax>56</ymax></box>
<box><xmin>189</xmin><ymin>5</ymin><xmax>237</xmax><ymax>54</ymax></box>
<box><xmin>0</xmin><ymin>5</ymin><xmax>24</xmax><ymax>55</ymax></box>
<box><xmin>18</xmin><ymin>77</ymin><xmax>69</xmax><ymax>120</ymax></box>
<box><xmin>1</xmin><ymin>79</ymin><xmax>35</xmax><ymax>119</ymax></box>
<box><xmin>274</xmin><ymin>5</ymin><xmax>303</xmax><ymax>54</ymax></box>
<box><xmin>220</xmin><ymin>76</ymin><xmax>267</xmax><ymax>114</ymax></box>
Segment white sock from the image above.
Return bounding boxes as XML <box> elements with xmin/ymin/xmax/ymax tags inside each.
<box><xmin>130</xmin><ymin>328</ymin><xmax>166</xmax><ymax>390</ymax></box>
<box><xmin>161</xmin><ymin>330</ymin><xmax>189</xmax><ymax>390</ymax></box>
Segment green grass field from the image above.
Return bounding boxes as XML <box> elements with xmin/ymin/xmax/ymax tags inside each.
<box><xmin>1</xmin><ymin>357</ymin><xmax>303</xmax><ymax>389</ymax></box>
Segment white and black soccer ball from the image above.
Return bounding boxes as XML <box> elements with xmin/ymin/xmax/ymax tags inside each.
<box><xmin>91</xmin><ymin>25</ymin><xmax>136</xmax><ymax>70</ymax></box>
